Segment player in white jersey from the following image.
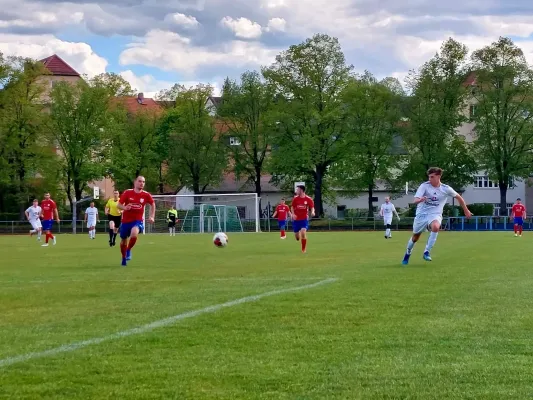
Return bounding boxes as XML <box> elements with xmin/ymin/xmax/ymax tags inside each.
<box><xmin>380</xmin><ymin>197</ymin><xmax>400</xmax><ymax>239</ymax></box>
<box><xmin>84</xmin><ymin>202</ymin><xmax>99</xmax><ymax>239</ymax></box>
<box><xmin>402</xmin><ymin>167</ymin><xmax>472</xmax><ymax>265</ymax></box>
<box><xmin>25</xmin><ymin>199</ymin><xmax>42</xmax><ymax>241</ymax></box>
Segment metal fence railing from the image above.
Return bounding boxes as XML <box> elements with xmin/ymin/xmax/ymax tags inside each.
<box><xmin>0</xmin><ymin>216</ymin><xmax>529</xmax><ymax>234</ymax></box>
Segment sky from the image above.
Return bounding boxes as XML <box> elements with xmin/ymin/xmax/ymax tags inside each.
<box><xmin>1</xmin><ymin>0</ymin><xmax>533</xmax><ymax>98</ymax></box>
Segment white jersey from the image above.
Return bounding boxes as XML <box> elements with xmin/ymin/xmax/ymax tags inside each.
<box><xmin>380</xmin><ymin>203</ymin><xmax>396</xmax><ymax>217</ymax></box>
<box><xmin>85</xmin><ymin>207</ymin><xmax>98</xmax><ymax>223</ymax></box>
<box><xmin>414</xmin><ymin>181</ymin><xmax>457</xmax><ymax>217</ymax></box>
<box><xmin>26</xmin><ymin>206</ymin><xmax>42</xmax><ymax>222</ymax></box>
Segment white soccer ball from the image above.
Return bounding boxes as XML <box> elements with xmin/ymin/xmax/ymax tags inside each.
<box><xmin>213</xmin><ymin>232</ymin><xmax>228</xmax><ymax>247</ymax></box>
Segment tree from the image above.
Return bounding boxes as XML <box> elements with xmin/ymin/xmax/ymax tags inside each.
<box><xmin>0</xmin><ymin>56</ymin><xmax>57</xmax><ymax>217</ymax></box>
<box><xmin>107</xmin><ymin>103</ymin><xmax>164</xmax><ymax>192</ymax></box>
<box><xmin>330</xmin><ymin>72</ymin><xmax>402</xmax><ymax>217</ymax></box>
<box><xmin>401</xmin><ymin>38</ymin><xmax>478</xmax><ymax>191</ymax></box>
<box><xmin>91</xmin><ymin>73</ymin><xmax>135</xmax><ymax>97</ymax></box>
<box><xmin>48</xmin><ymin>80</ymin><xmax>112</xmax><ymax>208</ymax></box>
<box><xmin>163</xmin><ymin>84</ymin><xmax>227</xmax><ymax>193</ymax></box>
<box><xmin>263</xmin><ymin>34</ymin><xmax>353</xmax><ymax>217</ymax></box>
<box><xmin>217</xmin><ymin>71</ymin><xmax>276</xmax><ymax>200</ymax></box>
<box><xmin>470</xmin><ymin>37</ymin><xmax>533</xmax><ymax>215</ymax></box>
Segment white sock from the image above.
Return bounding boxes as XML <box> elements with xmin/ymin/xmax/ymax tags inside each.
<box><xmin>425</xmin><ymin>232</ymin><xmax>438</xmax><ymax>253</ymax></box>
<box><xmin>386</xmin><ymin>228</ymin><xmax>390</xmax><ymax>236</ymax></box>
<box><xmin>406</xmin><ymin>238</ymin><xmax>415</xmax><ymax>254</ymax></box>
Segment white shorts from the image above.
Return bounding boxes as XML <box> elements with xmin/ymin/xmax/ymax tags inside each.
<box><xmin>383</xmin><ymin>217</ymin><xmax>392</xmax><ymax>225</ymax></box>
<box><xmin>30</xmin><ymin>220</ymin><xmax>42</xmax><ymax>230</ymax></box>
<box><xmin>413</xmin><ymin>214</ymin><xmax>442</xmax><ymax>234</ymax></box>
<box><xmin>87</xmin><ymin>220</ymin><xmax>97</xmax><ymax>228</ymax></box>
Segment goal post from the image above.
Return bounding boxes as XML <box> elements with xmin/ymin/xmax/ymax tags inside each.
<box><xmin>144</xmin><ymin>193</ymin><xmax>260</xmax><ymax>234</ymax></box>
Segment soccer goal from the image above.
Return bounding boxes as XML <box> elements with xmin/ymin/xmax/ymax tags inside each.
<box><xmin>144</xmin><ymin>193</ymin><xmax>260</xmax><ymax>234</ymax></box>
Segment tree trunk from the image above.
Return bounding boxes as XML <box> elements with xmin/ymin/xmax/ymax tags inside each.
<box><xmin>192</xmin><ymin>180</ymin><xmax>200</xmax><ymax>194</ymax></box>
<box><xmin>367</xmin><ymin>184</ymin><xmax>374</xmax><ymax>220</ymax></box>
<box><xmin>74</xmin><ymin>179</ymin><xmax>84</xmax><ymax>219</ymax></box>
<box><xmin>158</xmin><ymin>163</ymin><xmax>164</xmax><ymax>194</ymax></box>
<box><xmin>314</xmin><ymin>166</ymin><xmax>325</xmax><ymax>218</ymax></box>
<box><xmin>18</xmin><ymin>165</ymin><xmax>26</xmax><ymax>220</ymax></box>
<box><xmin>499</xmin><ymin>181</ymin><xmax>508</xmax><ymax>216</ymax></box>
<box><xmin>255</xmin><ymin>167</ymin><xmax>262</xmax><ymax>215</ymax></box>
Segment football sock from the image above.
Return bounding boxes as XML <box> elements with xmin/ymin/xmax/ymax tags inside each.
<box><xmin>514</xmin><ymin>225</ymin><xmax>518</xmax><ymax>233</ymax></box>
<box><xmin>302</xmin><ymin>238</ymin><xmax>307</xmax><ymax>252</ymax></box>
<box><xmin>45</xmin><ymin>233</ymin><xmax>50</xmax><ymax>243</ymax></box>
<box><xmin>519</xmin><ymin>226</ymin><xmax>523</xmax><ymax>234</ymax></box>
<box><xmin>127</xmin><ymin>237</ymin><xmax>138</xmax><ymax>250</ymax></box>
<box><xmin>120</xmin><ymin>242</ymin><xmax>127</xmax><ymax>258</ymax></box>
<box><xmin>169</xmin><ymin>228</ymin><xmax>172</xmax><ymax>235</ymax></box>
<box><xmin>281</xmin><ymin>229</ymin><xmax>285</xmax><ymax>237</ymax></box>
<box><xmin>406</xmin><ymin>238</ymin><xmax>415</xmax><ymax>253</ymax></box>
<box><xmin>113</xmin><ymin>233</ymin><xmax>117</xmax><ymax>243</ymax></box>
<box><xmin>386</xmin><ymin>228</ymin><xmax>390</xmax><ymax>236</ymax></box>
<box><xmin>425</xmin><ymin>232</ymin><xmax>438</xmax><ymax>253</ymax></box>
<box><xmin>109</xmin><ymin>231</ymin><xmax>114</xmax><ymax>241</ymax></box>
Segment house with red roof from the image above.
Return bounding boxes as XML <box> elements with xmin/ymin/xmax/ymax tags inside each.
<box><xmin>37</xmin><ymin>54</ymin><xmax>82</xmax><ymax>103</ymax></box>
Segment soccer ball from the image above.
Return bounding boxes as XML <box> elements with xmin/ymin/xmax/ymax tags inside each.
<box><xmin>213</xmin><ymin>232</ymin><xmax>228</xmax><ymax>247</ymax></box>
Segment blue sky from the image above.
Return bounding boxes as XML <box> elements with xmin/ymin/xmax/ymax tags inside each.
<box><xmin>1</xmin><ymin>0</ymin><xmax>533</xmax><ymax>97</ymax></box>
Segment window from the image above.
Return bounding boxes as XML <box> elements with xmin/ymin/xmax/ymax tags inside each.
<box><xmin>229</xmin><ymin>137</ymin><xmax>241</xmax><ymax>146</ymax></box>
<box><xmin>474</xmin><ymin>175</ymin><xmax>514</xmax><ymax>188</ymax></box>
<box><xmin>469</xmin><ymin>105</ymin><xmax>477</xmax><ymax>120</ymax></box>
<box><xmin>337</xmin><ymin>205</ymin><xmax>346</xmax><ymax>219</ymax></box>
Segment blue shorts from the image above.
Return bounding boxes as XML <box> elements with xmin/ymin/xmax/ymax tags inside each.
<box><xmin>120</xmin><ymin>220</ymin><xmax>144</xmax><ymax>239</ymax></box>
<box><xmin>278</xmin><ymin>220</ymin><xmax>287</xmax><ymax>229</ymax></box>
<box><xmin>292</xmin><ymin>219</ymin><xmax>309</xmax><ymax>233</ymax></box>
<box><xmin>514</xmin><ymin>217</ymin><xmax>523</xmax><ymax>226</ymax></box>
<box><xmin>42</xmin><ymin>220</ymin><xmax>53</xmax><ymax>231</ymax></box>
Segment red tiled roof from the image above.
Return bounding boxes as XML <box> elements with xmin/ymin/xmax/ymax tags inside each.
<box><xmin>39</xmin><ymin>54</ymin><xmax>80</xmax><ymax>76</ymax></box>
<box><xmin>112</xmin><ymin>95</ymin><xmax>163</xmax><ymax>115</ymax></box>
<box><xmin>463</xmin><ymin>71</ymin><xmax>477</xmax><ymax>87</ymax></box>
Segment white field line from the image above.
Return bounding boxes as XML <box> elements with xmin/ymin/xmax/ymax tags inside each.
<box><xmin>0</xmin><ymin>278</ymin><xmax>338</xmax><ymax>368</ymax></box>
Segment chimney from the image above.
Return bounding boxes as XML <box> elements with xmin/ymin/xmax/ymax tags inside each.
<box><xmin>137</xmin><ymin>92</ymin><xmax>144</xmax><ymax>104</ymax></box>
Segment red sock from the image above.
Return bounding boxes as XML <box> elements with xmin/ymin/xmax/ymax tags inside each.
<box><xmin>127</xmin><ymin>237</ymin><xmax>137</xmax><ymax>250</ymax></box>
<box><xmin>302</xmin><ymin>238</ymin><xmax>307</xmax><ymax>252</ymax></box>
<box><xmin>120</xmin><ymin>242</ymin><xmax>127</xmax><ymax>258</ymax></box>
<box><xmin>514</xmin><ymin>225</ymin><xmax>518</xmax><ymax>233</ymax></box>
<box><xmin>281</xmin><ymin>229</ymin><xmax>285</xmax><ymax>237</ymax></box>
<box><xmin>45</xmin><ymin>233</ymin><xmax>50</xmax><ymax>243</ymax></box>
<box><xmin>520</xmin><ymin>226</ymin><xmax>523</xmax><ymax>234</ymax></box>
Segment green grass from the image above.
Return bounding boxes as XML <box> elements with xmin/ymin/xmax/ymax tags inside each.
<box><xmin>1</xmin><ymin>231</ymin><xmax>533</xmax><ymax>399</ymax></box>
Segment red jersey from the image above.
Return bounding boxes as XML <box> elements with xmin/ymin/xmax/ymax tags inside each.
<box><xmin>292</xmin><ymin>195</ymin><xmax>314</xmax><ymax>220</ymax></box>
<box><xmin>119</xmin><ymin>189</ymin><xmax>154</xmax><ymax>223</ymax></box>
<box><xmin>275</xmin><ymin>204</ymin><xmax>290</xmax><ymax>221</ymax></box>
<box><xmin>512</xmin><ymin>203</ymin><xmax>526</xmax><ymax>218</ymax></box>
<box><xmin>41</xmin><ymin>199</ymin><xmax>57</xmax><ymax>220</ymax></box>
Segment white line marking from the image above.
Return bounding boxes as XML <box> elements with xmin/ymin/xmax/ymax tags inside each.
<box><xmin>0</xmin><ymin>278</ymin><xmax>338</xmax><ymax>368</ymax></box>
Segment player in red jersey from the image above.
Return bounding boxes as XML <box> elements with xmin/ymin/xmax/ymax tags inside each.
<box><xmin>40</xmin><ymin>192</ymin><xmax>60</xmax><ymax>247</ymax></box>
<box><xmin>510</xmin><ymin>198</ymin><xmax>526</xmax><ymax>237</ymax></box>
<box><xmin>272</xmin><ymin>198</ymin><xmax>291</xmax><ymax>239</ymax></box>
<box><xmin>291</xmin><ymin>185</ymin><xmax>315</xmax><ymax>253</ymax></box>
<box><xmin>117</xmin><ymin>176</ymin><xmax>155</xmax><ymax>266</ymax></box>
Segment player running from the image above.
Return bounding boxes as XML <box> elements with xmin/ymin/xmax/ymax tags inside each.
<box><xmin>291</xmin><ymin>185</ymin><xmax>315</xmax><ymax>253</ymax></box>
<box><xmin>105</xmin><ymin>190</ymin><xmax>121</xmax><ymax>247</ymax></box>
<box><xmin>168</xmin><ymin>205</ymin><xmax>178</xmax><ymax>236</ymax></box>
<box><xmin>380</xmin><ymin>197</ymin><xmax>400</xmax><ymax>239</ymax></box>
<box><xmin>84</xmin><ymin>202</ymin><xmax>99</xmax><ymax>239</ymax></box>
<box><xmin>117</xmin><ymin>176</ymin><xmax>155</xmax><ymax>266</ymax></box>
<box><xmin>40</xmin><ymin>192</ymin><xmax>59</xmax><ymax>247</ymax></box>
<box><xmin>510</xmin><ymin>198</ymin><xmax>526</xmax><ymax>237</ymax></box>
<box><xmin>402</xmin><ymin>167</ymin><xmax>472</xmax><ymax>265</ymax></box>
<box><xmin>272</xmin><ymin>198</ymin><xmax>291</xmax><ymax>239</ymax></box>
<box><xmin>25</xmin><ymin>199</ymin><xmax>42</xmax><ymax>241</ymax></box>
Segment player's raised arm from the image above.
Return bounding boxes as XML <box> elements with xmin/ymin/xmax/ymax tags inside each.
<box><xmin>454</xmin><ymin>193</ymin><xmax>472</xmax><ymax>218</ymax></box>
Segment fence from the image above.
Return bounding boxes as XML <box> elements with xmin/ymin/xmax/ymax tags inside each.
<box><xmin>0</xmin><ymin>216</ymin><xmax>531</xmax><ymax>234</ymax></box>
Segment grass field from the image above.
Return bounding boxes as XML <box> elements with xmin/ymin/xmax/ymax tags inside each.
<box><xmin>1</xmin><ymin>231</ymin><xmax>533</xmax><ymax>399</ymax></box>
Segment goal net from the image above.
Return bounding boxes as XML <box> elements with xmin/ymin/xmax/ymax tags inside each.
<box><xmin>143</xmin><ymin>193</ymin><xmax>260</xmax><ymax>234</ymax></box>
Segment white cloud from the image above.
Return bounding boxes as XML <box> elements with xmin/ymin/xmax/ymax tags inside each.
<box><xmin>119</xmin><ymin>29</ymin><xmax>279</xmax><ymax>75</ymax></box>
<box><xmin>220</xmin><ymin>16</ymin><xmax>263</xmax><ymax>39</ymax></box>
<box><xmin>120</xmin><ymin>70</ymin><xmax>222</xmax><ymax>98</ymax></box>
<box><xmin>0</xmin><ymin>33</ymin><xmax>107</xmax><ymax>77</ymax></box>
<box><xmin>261</xmin><ymin>0</ymin><xmax>287</xmax><ymax>8</ymax></box>
<box><xmin>266</xmin><ymin>17</ymin><xmax>286</xmax><ymax>32</ymax></box>
<box><xmin>164</xmin><ymin>13</ymin><xmax>200</xmax><ymax>28</ymax></box>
